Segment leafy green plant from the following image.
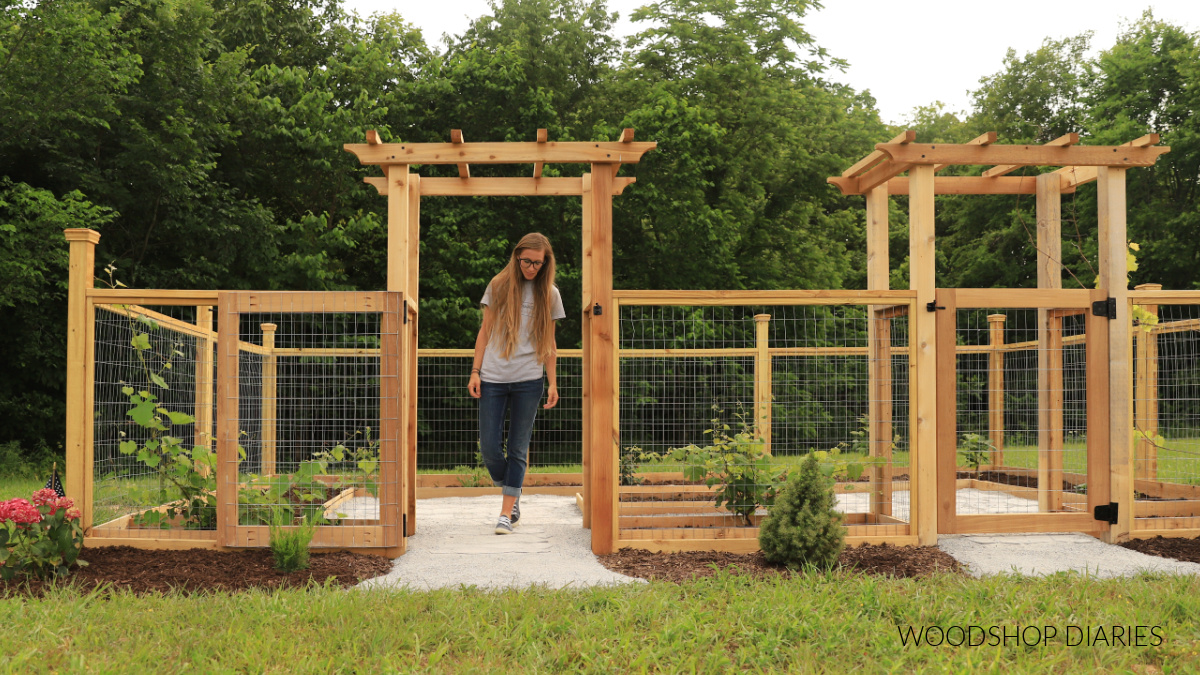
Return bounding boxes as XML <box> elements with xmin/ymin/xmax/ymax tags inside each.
<box><xmin>240</xmin><ymin>459</ymin><xmax>334</xmax><ymax>526</ymax></box>
<box><xmin>269</xmin><ymin>514</ymin><xmax>316</xmax><ymax>573</ymax></box>
<box><xmin>312</xmin><ymin>427</ymin><xmax>380</xmax><ymax>497</ymax></box>
<box><xmin>667</xmin><ymin>406</ymin><xmax>788</xmax><ymax>525</ymax></box>
<box><xmin>811</xmin><ymin>414</ymin><xmax>890</xmax><ymax>484</ymax></box>
<box><xmin>102</xmin><ymin>267</ymin><xmax>217</xmax><ymax>529</ymax></box>
<box><xmin>620</xmin><ymin>446</ymin><xmax>661</xmax><ymax>486</ymax></box>
<box><xmin>0</xmin><ymin>488</ymin><xmax>87</xmax><ymax>580</ymax></box>
<box><xmin>457</xmin><ymin>450</ymin><xmax>492</xmax><ymax>488</ymax></box>
<box><xmin>957</xmin><ymin>433</ymin><xmax>996</xmax><ymax>476</ymax></box>
<box><xmin>758</xmin><ymin>453</ymin><xmax>846</xmax><ymax>570</ymax></box>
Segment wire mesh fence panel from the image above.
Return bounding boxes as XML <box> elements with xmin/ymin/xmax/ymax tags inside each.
<box><xmin>92</xmin><ymin>304</ymin><xmax>216</xmax><ymax>536</ymax></box>
<box><xmin>416</xmin><ymin>352</ymin><xmax>583</xmax><ymax>478</ymax></box>
<box><xmin>1133</xmin><ymin>302</ymin><xmax>1200</xmax><ymax>527</ymax></box>
<box><xmin>218</xmin><ymin>293</ymin><xmax>402</xmax><ymax>549</ymax></box>
<box><xmin>952</xmin><ymin>308</ymin><xmax>1089</xmax><ymax>517</ymax></box>
<box><xmin>616</xmin><ymin>301</ymin><xmax>912</xmax><ymax>540</ymax></box>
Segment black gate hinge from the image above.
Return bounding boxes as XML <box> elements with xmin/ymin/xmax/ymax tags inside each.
<box><xmin>1094</xmin><ymin>502</ymin><xmax>1119</xmax><ymax>524</ymax></box>
<box><xmin>1092</xmin><ymin>297</ymin><xmax>1117</xmax><ymax>319</ymax></box>
<box><xmin>403</xmin><ymin>308</ymin><xmax>408</xmax><ymax>324</ymax></box>
<box><xmin>593</xmin><ymin>303</ymin><xmax>603</xmax><ymax>316</ymax></box>
<box><xmin>926</xmin><ymin>301</ymin><xmax>945</xmax><ymax>312</ymax></box>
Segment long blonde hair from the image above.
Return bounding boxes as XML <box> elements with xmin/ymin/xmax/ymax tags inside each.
<box><xmin>486</xmin><ymin>233</ymin><xmax>557</xmax><ymax>363</ymax></box>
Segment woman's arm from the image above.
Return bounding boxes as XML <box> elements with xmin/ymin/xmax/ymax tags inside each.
<box><xmin>544</xmin><ymin>321</ymin><xmax>558</xmax><ymax>409</ymax></box>
<box><xmin>469</xmin><ymin>305</ymin><xmax>493</xmax><ymax>398</ymax></box>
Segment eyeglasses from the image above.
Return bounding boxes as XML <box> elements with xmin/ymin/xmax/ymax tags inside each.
<box><xmin>518</xmin><ymin>258</ymin><xmax>545</xmax><ymax>269</ymax></box>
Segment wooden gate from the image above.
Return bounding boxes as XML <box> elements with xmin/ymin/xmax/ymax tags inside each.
<box><xmin>936</xmin><ymin>288</ymin><xmax>1112</xmax><ymax>534</ymax></box>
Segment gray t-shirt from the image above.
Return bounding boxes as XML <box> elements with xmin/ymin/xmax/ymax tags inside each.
<box><xmin>479</xmin><ymin>282</ymin><xmax>566</xmax><ymax>383</ymax></box>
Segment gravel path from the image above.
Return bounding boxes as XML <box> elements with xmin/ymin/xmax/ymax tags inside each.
<box><xmin>938</xmin><ymin>533</ymin><xmax>1200</xmax><ymax>578</ymax></box>
<box><xmin>355</xmin><ymin>493</ymin><xmax>1200</xmax><ymax>589</ymax></box>
<box><xmin>359</xmin><ymin>495</ymin><xmax>645</xmax><ymax>591</ymax></box>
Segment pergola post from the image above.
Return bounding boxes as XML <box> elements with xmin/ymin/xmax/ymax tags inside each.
<box><xmin>581</xmin><ymin>173</ymin><xmax>593</xmax><ymax>529</ymax></box>
<box><xmin>909</xmin><ymin>165</ymin><xmax>938</xmax><ymax>545</ymax></box>
<box><xmin>386</xmin><ymin>165</ymin><xmax>415</xmax><ymax>537</ymax></box>
<box><xmin>1036</xmin><ymin>172</ymin><xmax>1064</xmax><ymax>511</ymax></box>
<box><xmin>1098</xmin><ymin>166</ymin><xmax>1133</xmax><ymax>542</ymax></box>
<box><xmin>64</xmin><ymin>229</ymin><xmax>100</xmax><ymax>530</ymax></box>
<box><xmin>865</xmin><ymin>185</ymin><xmax>893</xmax><ymax>516</ymax></box>
<box><xmin>586</xmin><ymin>166</ymin><xmax>616</xmax><ymax>555</ymax></box>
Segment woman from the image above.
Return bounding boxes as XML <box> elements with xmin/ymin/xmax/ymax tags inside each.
<box><xmin>468</xmin><ymin>233</ymin><xmax>565</xmax><ymax>534</ymax></box>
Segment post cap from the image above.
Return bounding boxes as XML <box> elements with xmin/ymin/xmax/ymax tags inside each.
<box><xmin>64</xmin><ymin>229</ymin><xmax>101</xmax><ymax>244</ymax></box>
<box><xmin>986</xmin><ymin>314</ymin><xmax>1007</xmax><ymax>322</ymax></box>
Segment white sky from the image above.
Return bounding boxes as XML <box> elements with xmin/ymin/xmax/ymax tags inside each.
<box><xmin>342</xmin><ymin>0</ymin><xmax>1200</xmax><ymax>125</ymax></box>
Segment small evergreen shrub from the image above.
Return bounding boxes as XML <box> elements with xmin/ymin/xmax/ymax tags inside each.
<box><xmin>758</xmin><ymin>453</ymin><xmax>846</xmax><ymax>570</ymax></box>
<box><xmin>269</xmin><ymin>515</ymin><xmax>317</xmax><ymax>573</ymax></box>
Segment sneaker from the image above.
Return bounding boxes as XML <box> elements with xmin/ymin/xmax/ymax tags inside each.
<box><xmin>510</xmin><ymin>498</ymin><xmax>521</xmax><ymax>527</ymax></box>
<box><xmin>494</xmin><ymin>515</ymin><xmax>513</xmax><ymax>535</ymax></box>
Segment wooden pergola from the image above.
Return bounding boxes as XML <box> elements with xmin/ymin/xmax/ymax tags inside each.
<box><xmin>827</xmin><ymin>131</ymin><xmax>1170</xmax><ymax>545</ymax></box>
<box><xmin>344</xmin><ymin>129</ymin><xmax>657</xmax><ymax>554</ymax></box>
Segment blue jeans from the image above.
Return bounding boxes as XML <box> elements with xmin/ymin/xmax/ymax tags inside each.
<box><xmin>478</xmin><ymin>378</ymin><xmax>543</xmax><ymax>497</ymax></box>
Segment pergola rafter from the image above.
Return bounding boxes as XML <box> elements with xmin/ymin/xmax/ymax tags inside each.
<box><xmin>828</xmin><ymin>131</ymin><xmax>1169</xmax><ymax>196</ymax></box>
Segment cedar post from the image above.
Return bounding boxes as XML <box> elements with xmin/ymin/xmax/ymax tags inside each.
<box><xmin>581</xmin><ymin>174</ymin><xmax>593</xmax><ymax>528</ymax></box>
<box><xmin>1133</xmin><ymin>283</ymin><xmax>1161</xmax><ymax>481</ymax></box>
<box><xmin>753</xmin><ymin>314</ymin><xmax>772</xmax><ymax>454</ymax></box>
<box><xmin>987</xmin><ymin>314</ymin><xmax>1006</xmax><ymax>468</ymax></box>
<box><xmin>587</xmin><ymin>165</ymin><xmax>616</xmax><ymax>554</ymax></box>
<box><xmin>194</xmin><ymin>306</ymin><xmax>215</xmax><ymax>477</ymax></box>
<box><xmin>865</xmin><ymin>185</ymin><xmax>893</xmax><ymax>516</ymax></box>
<box><xmin>406</xmin><ymin>173</ymin><xmax>420</xmax><ymax>536</ymax></box>
<box><xmin>260</xmin><ymin>323</ymin><xmax>278</xmax><ymax>476</ymax></box>
<box><xmin>64</xmin><ymin>229</ymin><xmax>100</xmax><ymax>530</ymax></box>
<box><xmin>1036</xmin><ymin>172</ymin><xmax>1064</xmax><ymax>511</ymax></box>
<box><xmin>386</xmin><ymin>165</ymin><xmax>414</xmax><ymax>537</ymax></box>
<box><xmin>909</xmin><ymin>166</ymin><xmax>938</xmax><ymax>544</ymax></box>
<box><xmin>1098</xmin><ymin>166</ymin><xmax>1132</xmax><ymax>542</ymax></box>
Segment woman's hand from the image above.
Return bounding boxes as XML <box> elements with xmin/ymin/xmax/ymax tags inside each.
<box><xmin>468</xmin><ymin>372</ymin><xmax>481</xmax><ymax>398</ymax></box>
<box><xmin>543</xmin><ymin>383</ymin><xmax>558</xmax><ymax>409</ymax></box>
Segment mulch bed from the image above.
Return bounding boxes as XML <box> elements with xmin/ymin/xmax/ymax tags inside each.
<box><xmin>1119</xmin><ymin>536</ymin><xmax>1200</xmax><ymax>565</ymax></box>
<box><xmin>0</xmin><ymin>546</ymin><xmax>394</xmax><ymax>598</ymax></box>
<box><xmin>598</xmin><ymin>544</ymin><xmax>967</xmax><ymax>582</ymax></box>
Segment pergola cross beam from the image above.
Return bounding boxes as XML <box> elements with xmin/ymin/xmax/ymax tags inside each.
<box><xmin>981</xmin><ymin>132</ymin><xmax>1079</xmax><ymax>178</ymax></box>
<box><xmin>827</xmin><ymin>132</ymin><xmax>1169</xmax><ymax>196</ymax></box>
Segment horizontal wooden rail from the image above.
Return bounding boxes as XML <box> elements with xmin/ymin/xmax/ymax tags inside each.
<box><xmin>89</xmin><ymin>288</ymin><xmax>221</xmax><ymax>305</ymax></box>
<box><xmin>953</xmin><ymin>288</ymin><xmax>1094</xmax><ymax>308</ymax></box>
<box><xmin>611</xmin><ymin>290</ymin><xmax>916</xmax><ymax>305</ymax></box>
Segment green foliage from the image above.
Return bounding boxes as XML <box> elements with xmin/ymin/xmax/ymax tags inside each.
<box><xmin>456</xmin><ymin>451</ymin><xmax>492</xmax><ymax>488</ymax></box>
<box><xmin>268</xmin><ymin>514</ymin><xmax>316</xmax><ymax>573</ymax></box>
<box><xmin>239</xmin><ymin>460</ymin><xmax>332</xmax><ymax>527</ymax></box>
<box><xmin>107</xmin><ymin>284</ymin><xmax>218</xmax><ymax>530</ymax></box>
<box><xmin>808</xmin><ymin>414</ymin><xmax>889</xmax><ymax>483</ymax></box>
<box><xmin>312</xmin><ymin>428</ymin><xmax>381</xmax><ymax>497</ymax></box>
<box><xmin>667</xmin><ymin>407</ymin><xmax>787</xmax><ymax>525</ymax></box>
<box><xmin>757</xmin><ymin>453</ymin><xmax>845</xmax><ymax>570</ymax></box>
<box><xmin>619</xmin><ymin>446</ymin><xmax>661</xmax><ymax>487</ymax></box>
<box><xmin>957</xmin><ymin>433</ymin><xmax>996</xmax><ymax>475</ymax></box>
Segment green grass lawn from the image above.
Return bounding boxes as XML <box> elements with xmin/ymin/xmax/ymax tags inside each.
<box><xmin>991</xmin><ymin>438</ymin><xmax>1200</xmax><ymax>486</ymax></box>
<box><xmin>2</xmin><ymin>570</ymin><xmax>1198</xmax><ymax>672</ymax></box>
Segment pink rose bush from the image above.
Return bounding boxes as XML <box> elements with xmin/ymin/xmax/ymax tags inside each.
<box><xmin>0</xmin><ymin>490</ymin><xmax>86</xmax><ymax>580</ymax></box>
